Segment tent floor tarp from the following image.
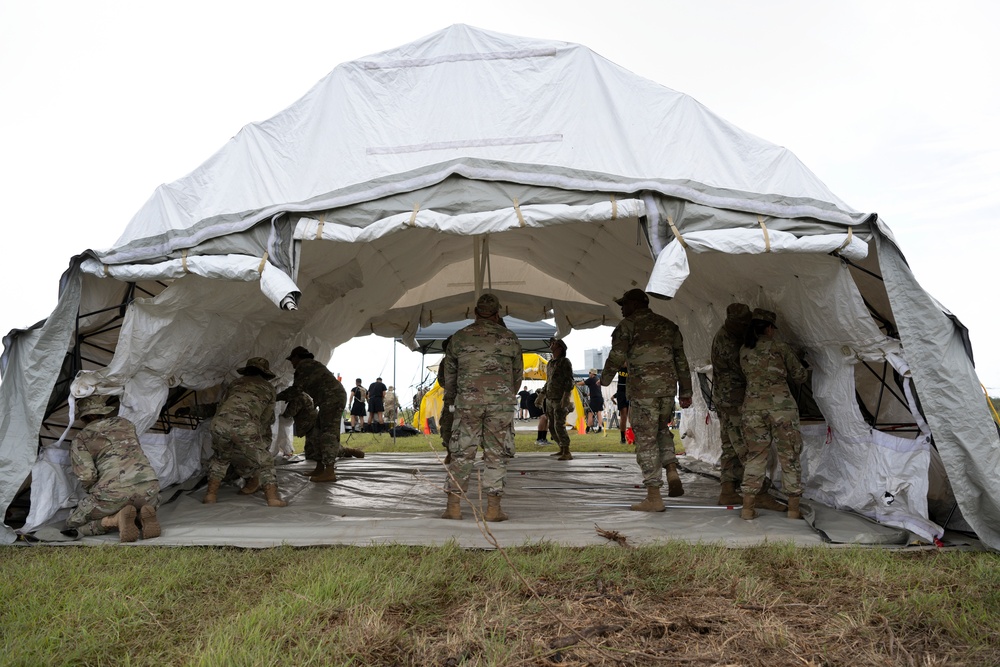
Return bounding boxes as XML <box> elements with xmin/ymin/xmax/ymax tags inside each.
<box><xmin>20</xmin><ymin>453</ymin><xmax>982</xmax><ymax>549</ymax></box>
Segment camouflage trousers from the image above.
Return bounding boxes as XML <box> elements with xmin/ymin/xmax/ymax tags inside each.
<box><xmin>66</xmin><ymin>480</ymin><xmax>160</xmax><ymax>531</ymax></box>
<box><xmin>444</xmin><ymin>404</ymin><xmax>515</xmax><ymax>497</ymax></box>
<box><xmin>741</xmin><ymin>408</ymin><xmax>803</xmax><ymax>496</ymax></box>
<box><xmin>306</xmin><ymin>401</ymin><xmax>344</xmax><ymax>466</ymax></box>
<box><xmin>717</xmin><ymin>405</ymin><xmax>746</xmax><ymax>485</ymax></box>
<box><xmin>544</xmin><ymin>401</ymin><xmax>571</xmax><ymax>449</ymax></box>
<box><xmin>208</xmin><ymin>417</ymin><xmax>277</xmax><ymax>485</ymax></box>
<box><xmin>439</xmin><ymin>403</ymin><xmax>454</xmax><ymax>449</ymax></box>
<box><xmin>629</xmin><ymin>396</ymin><xmax>677</xmax><ymax>488</ymax></box>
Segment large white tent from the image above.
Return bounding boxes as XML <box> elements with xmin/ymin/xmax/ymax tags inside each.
<box><xmin>1</xmin><ymin>25</ymin><xmax>997</xmax><ymax>548</ymax></box>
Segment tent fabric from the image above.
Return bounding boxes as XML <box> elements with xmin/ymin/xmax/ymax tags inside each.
<box><xmin>1</xmin><ymin>25</ymin><xmax>997</xmax><ymax>549</ymax></box>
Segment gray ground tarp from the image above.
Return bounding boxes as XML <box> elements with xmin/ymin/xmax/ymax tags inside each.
<box><xmin>26</xmin><ymin>453</ymin><xmax>969</xmax><ymax>549</ymax></box>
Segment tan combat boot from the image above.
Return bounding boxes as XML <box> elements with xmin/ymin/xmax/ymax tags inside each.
<box><xmin>239</xmin><ymin>476</ymin><xmax>260</xmax><ymax>495</ymax></box>
<box><xmin>202</xmin><ymin>478</ymin><xmax>222</xmax><ymax>504</ymax></box>
<box><xmin>101</xmin><ymin>505</ymin><xmax>139</xmax><ymax>542</ymax></box>
<box><xmin>630</xmin><ymin>486</ymin><xmax>665</xmax><ymax>512</ymax></box>
<box><xmin>755</xmin><ymin>492</ymin><xmax>787</xmax><ymax>512</ymax></box>
<box><xmin>665</xmin><ymin>463</ymin><xmax>684</xmax><ymax>497</ymax></box>
<box><xmin>304</xmin><ymin>461</ymin><xmax>324</xmax><ymax>476</ymax></box>
<box><xmin>484</xmin><ymin>495</ymin><xmax>508</xmax><ymax>522</ymax></box>
<box><xmin>310</xmin><ymin>465</ymin><xmax>337</xmax><ymax>483</ymax></box>
<box><xmin>441</xmin><ymin>492</ymin><xmax>463</xmax><ymax>520</ymax></box>
<box><xmin>717</xmin><ymin>481</ymin><xmax>741</xmax><ymax>505</ymax></box>
<box><xmin>740</xmin><ymin>493</ymin><xmax>758</xmax><ymax>520</ymax></box>
<box><xmin>557</xmin><ymin>446</ymin><xmax>573</xmax><ymax>461</ymax></box>
<box><xmin>138</xmin><ymin>505</ymin><xmax>161</xmax><ymax>539</ymax></box>
<box><xmin>263</xmin><ymin>484</ymin><xmax>287</xmax><ymax>507</ymax></box>
<box><xmin>787</xmin><ymin>495</ymin><xmax>803</xmax><ymax>520</ymax></box>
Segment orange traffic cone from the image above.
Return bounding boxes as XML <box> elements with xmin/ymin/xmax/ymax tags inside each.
<box><xmin>423</xmin><ymin>420</ymin><xmax>431</xmax><ymax>435</ymax></box>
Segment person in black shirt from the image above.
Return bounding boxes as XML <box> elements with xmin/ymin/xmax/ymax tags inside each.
<box><xmin>367</xmin><ymin>377</ymin><xmax>388</xmax><ymax>432</ymax></box>
<box><xmin>517</xmin><ymin>386</ymin><xmax>531</xmax><ymax>420</ymax></box>
<box><xmin>613</xmin><ymin>366</ymin><xmax>629</xmax><ymax>443</ymax></box>
<box><xmin>584</xmin><ymin>369</ymin><xmax>605</xmax><ymax>432</ymax></box>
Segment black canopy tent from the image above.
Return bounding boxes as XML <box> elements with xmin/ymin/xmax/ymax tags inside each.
<box><xmin>399</xmin><ymin>318</ymin><xmax>558</xmax><ymax>355</ymax></box>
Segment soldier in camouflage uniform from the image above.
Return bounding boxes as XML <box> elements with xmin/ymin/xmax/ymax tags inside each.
<box><xmin>286</xmin><ymin>346</ymin><xmax>348</xmax><ymax>482</ymax></box>
<box><xmin>203</xmin><ymin>357</ymin><xmax>288</xmax><ymax>507</ymax></box>
<box><xmin>738</xmin><ymin>309</ymin><xmax>810</xmax><ymax>521</ymax></box>
<box><xmin>712</xmin><ymin>303</ymin><xmax>789</xmax><ymax>510</ymax></box>
<box><xmin>441</xmin><ymin>293</ymin><xmax>523</xmax><ymax>522</ymax></box>
<box><xmin>65</xmin><ymin>394</ymin><xmax>161</xmax><ymax>542</ymax></box>
<box><xmin>542</xmin><ymin>337</ymin><xmax>575</xmax><ymax>460</ymax></box>
<box><xmin>437</xmin><ymin>336</ymin><xmax>455</xmax><ymax>464</ymax></box>
<box><xmin>711</xmin><ymin>303</ymin><xmax>752</xmax><ymax>504</ymax></box>
<box><xmin>278</xmin><ymin>382</ymin><xmax>364</xmax><ymax>463</ymax></box>
<box><xmin>601</xmin><ymin>289</ymin><xmax>692</xmax><ymax>512</ymax></box>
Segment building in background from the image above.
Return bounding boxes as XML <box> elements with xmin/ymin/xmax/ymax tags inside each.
<box><xmin>584</xmin><ymin>347</ymin><xmax>609</xmax><ymax>372</ymax></box>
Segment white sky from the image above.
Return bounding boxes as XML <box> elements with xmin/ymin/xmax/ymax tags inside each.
<box><xmin>1</xmin><ymin>1</ymin><xmax>997</xmax><ymax>401</ymax></box>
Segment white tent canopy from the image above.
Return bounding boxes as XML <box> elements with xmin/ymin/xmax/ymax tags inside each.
<box><xmin>1</xmin><ymin>25</ymin><xmax>997</xmax><ymax>548</ymax></box>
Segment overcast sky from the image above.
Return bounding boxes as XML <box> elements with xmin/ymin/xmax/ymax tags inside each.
<box><xmin>1</xmin><ymin>1</ymin><xmax>997</xmax><ymax>399</ymax></box>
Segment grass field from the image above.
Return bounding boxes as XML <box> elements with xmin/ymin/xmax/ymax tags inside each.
<box><xmin>2</xmin><ymin>542</ymin><xmax>998</xmax><ymax>666</ymax></box>
<box><xmin>4</xmin><ymin>428</ymin><xmax>998</xmax><ymax>665</ymax></box>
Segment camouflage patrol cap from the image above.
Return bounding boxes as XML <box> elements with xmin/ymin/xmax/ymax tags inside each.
<box><xmin>238</xmin><ymin>357</ymin><xmax>276</xmax><ymax>380</ymax></box>
<box><xmin>726</xmin><ymin>303</ymin><xmax>752</xmax><ymax>322</ymax></box>
<box><xmin>77</xmin><ymin>394</ymin><xmax>115</xmax><ymax>418</ymax></box>
<box><xmin>286</xmin><ymin>346</ymin><xmax>314</xmax><ymax>361</ymax></box>
<box><xmin>475</xmin><ymin>293</ymin><xmax>501</xmax><ymax>316</ymax></box>
<box><xmin>614</xmin><ymin>288</ymin><xmax>649</xmax><ymax>306</ymax></box>
<box><xmin>752</xmin><ymin>308</ymin><xmax>778</xmax><ymax>327</ymax></box>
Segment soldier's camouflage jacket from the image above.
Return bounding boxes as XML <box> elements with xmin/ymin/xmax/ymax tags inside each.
<box><xmin>443</xmin><ymin>318</ymin><xmax>523</xmax><ymax>406</ymax></box>
<box><xmin>71</xmin><ymin>416</ymin><xmax>158</xmax><ymax>493</ymax></box>
<box><xmin>739</xmin><ymin>339</ymin><xmax>808</xmax><ymax>411</ymax></box>
<box><xmin>543</xmin><ymin>356</ymin><xmax>575</xmax><ymax>406</ymax></box>
<box><xmin>216</xmin><ymin>374</ymin><xmax>276</xmax><ymax>438</ymax></box>
<box><xmin>600</xmin><ymin>306</ymin><xmax>692</xmax><ymax>400</ymax></box>
<box><xmin>711</xmin><ymin>323</ymin><xmax>746</xmax><ymax>409</ymax></box>
<box><xmin>292</xmin><ymin>358</ymin><xmax>347</xmax><ymax>411</ymax></box>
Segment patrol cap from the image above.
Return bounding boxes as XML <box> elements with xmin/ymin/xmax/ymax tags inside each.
<box><xmin>752</xmin><ymin>308</ymin><xmax>778</xmax><ymax>327</ymax></box>
<box><xmin>286</xmin><ymin>346</ymin><xmax>314</xmax><ymax>361</ymax></box>
<box><xmin>548</xmin><ymin>337</ymin><xmax>567</xmax><ymax>352</ymax></box>
<box><xmin>475</xmin><ymin>292</ymin><xmax>501</xmax><ymax>316</ymax></box>
<box><xmin>614</xmin><ymin>288</ymin><xmax>649</xmax><ymax>306</ymax></box>
<box><xmin>726</xmin><ymin>303</ymin><xmax>751</xmax><ymax>320</ymax></box>
<box><xmin>77</xmin><ymin>394</ymin><xmax>115</xmax><ymax>418</ymax></box>
<box><xmin>589</xmin><ymin>368</ymin><xmax>598</xmax><ymax>374</ymax></box>
<box><xmin>238</xmin><ymin>357</ymin><xmax>276</xmax><ymax>380</ymax></box>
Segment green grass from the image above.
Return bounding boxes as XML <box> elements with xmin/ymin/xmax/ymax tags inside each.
<box><xmin>1</xmin><ymin>544</ymin><xmax>997</xmax><ymax>665</ymax></box>
<box><xmin>339</xmin><ymin>428</ymin><xmax>677</xmax><ymax>455</ymax></box>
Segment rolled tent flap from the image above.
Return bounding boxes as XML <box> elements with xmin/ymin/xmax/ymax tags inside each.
<box><xmin>646</xmin><ymin>228</ymin><xmax>868</xmax><ymax>299</ymax></box>
<box><xmin>80</xmin><ymin>255</ymin><xmax>301</xmax><ymax>309</ymax></box>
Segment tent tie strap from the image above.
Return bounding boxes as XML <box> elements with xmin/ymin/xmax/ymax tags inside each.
<box><xmin>512</xmin><ymin>198</ymin><xmax>526</xmax><ymax>227</ymax></box>
<box><xmin>181</xmin><ymin>250</ymin><xmax>189</xmax><ymax>274</ymax></box>
<box><xmin>408</xmin><ymin>203</ymin><xmax>420</xmax><ymax>227</ymax></box>
<box><xmin>102</xmin><ymin>264</ymin><xmax>110</xmax><ymax>277</ymax></box>
<box><xmin>757</xmin><ymin>216</ymin><xmax>771</xmax><ymax>252</ymax></box>
<box><xmin>667</xmin><ymin>215</ymin><xmax>687</xmax><ymax>249</ymax></box>
<box><xmin>837</xmin><ymin>227</ymin><xmax>854</xmax><ymax>252</ymax></box>
<box><xmin>611</xmin><ymin>195</ymin><xmax>618</xmax><ymax>219</ymax></box>
<box><xmin>257</xmin><ymin>252</ymin><xmax>269</xmax><ymax>275</ymax></box>
<box><xmin>315</xmin><ymin>213</ymin><xmax>326</xmax><ymax>240</ymax></box>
